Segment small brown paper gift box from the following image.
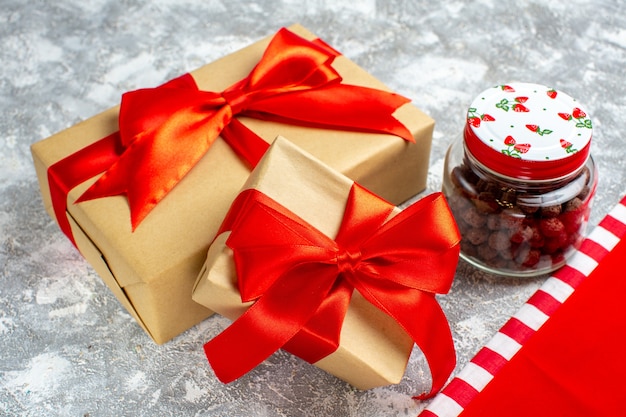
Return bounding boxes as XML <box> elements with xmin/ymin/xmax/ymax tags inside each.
<box><xmin>193</xmin><ymin>136</ymin><xmax>418</xmax><ymax>389</ymax></box>
<box><xmin>30</xmin><ymin>24</ymin><xmax>434</xmax><ymax>344</ymax></box>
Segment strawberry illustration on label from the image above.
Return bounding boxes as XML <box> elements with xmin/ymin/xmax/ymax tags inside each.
<box><xmin>513</xmin><ymin>103</ymin><xmax>530</xmax><ymax>112</ymax></box>
<box><xmin>501</xmin><ymin>135</ymin><xmax>531</xmax><ymax>158</ymax></box>
<box><xmin>496</xmin><ymin>96</ymin><xmax>530</xmax><ymax>112</ymax></box>
<box><xmin>572</xmin><ymin>108</ymin><xmax>586</xmax><ymax>118</ymax></box>
<box><xmin>559</xmin><ymin>107</ymin><xmax>592</xmax><ymax>128</ymax></box>
<box><xmin>560</xmin><ymin>139</ymin><xmax>578</xmax><ymax>154</ymax></box>
<box><xmin>467</xmin><ymin>107</ymin><xmax>496</xmax><ymax>127</ymax></box>
<box><xmin>571</xmin><ymin>107</ymin><xmax>592</xmax><ymax>129</ymax></box>
<box><xmin>500</xmin><ymin>85</ymin><xmax>516</xmax><ymax>92</ymax></box>
<box><xmin>526</xmin><ymin>124</ymin><xmax>538</xmax><ymax>132</ymax></box>
<box><xmin>526</xmin><ymin>124</ymin><xmax>553</xmax><ymax>136</ymax></box>
<box><xmin>546</xmin><ymin>89</ymin><xmax>558</xmax><ymax>99</ymax></box>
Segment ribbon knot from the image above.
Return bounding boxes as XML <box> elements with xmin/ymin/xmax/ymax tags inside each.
<box><xmin>336</xmin><ymin>248</ymin><xmax>362</xmax><ymax>274</ymax></box>
<box><xmin>204</xmin><ymin>184</ymin><xmax>461</xmax><ymax>399</ymax></box>
<box><xmin>221</xmin><ymin>86</ymin><xmax>250</xmax><ymax>115</ymax></box>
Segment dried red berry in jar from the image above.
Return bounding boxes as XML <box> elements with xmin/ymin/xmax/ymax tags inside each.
<box><xmin>539</xmin><ymin>217</ymin><xmax>566</xmax><ymax>238</ymax></box>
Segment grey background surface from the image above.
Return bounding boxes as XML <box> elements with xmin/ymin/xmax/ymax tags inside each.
<box><xmin>1</xmin><ymin>1</ymin><xmax>625</xmax><ymax>416</ymax></box>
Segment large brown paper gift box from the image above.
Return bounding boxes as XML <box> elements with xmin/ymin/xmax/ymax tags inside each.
<box><xmin>30</xmin><ymin>24</ymin><xmax>434</xmax><ymax>345</ymax></box>
<box><xmin>193</xmin><ymin>136</ymin><xmax>416</xmax><ymax>389</ymax></box>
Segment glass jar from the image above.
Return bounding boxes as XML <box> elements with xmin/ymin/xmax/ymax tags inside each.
<box><xmin>443</xmin><ymin>83</ymin><xmax>598</xmax><ymax>277</ymax></box>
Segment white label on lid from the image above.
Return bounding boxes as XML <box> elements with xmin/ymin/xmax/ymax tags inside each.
<box><xmin>467</xmin><ymin>83</ymin><xmax>592</xmax><ymax>162</ymax></box>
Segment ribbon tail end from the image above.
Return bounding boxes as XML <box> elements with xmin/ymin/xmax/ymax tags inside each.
<box><xmin>204</xmin><ymin>342</ymin><xmax>238</xmax><ymax>384</ymax></box>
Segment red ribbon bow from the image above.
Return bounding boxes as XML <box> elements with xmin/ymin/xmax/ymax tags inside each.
<box><xmin>48</xmin><ymin>28</ymin><xmax>414</xmax><ymax>245</ymax></box>
<box><xmin>204</xmin><ymin>185</ymin><xmax>460</xmax><ymax>399</ymax></box>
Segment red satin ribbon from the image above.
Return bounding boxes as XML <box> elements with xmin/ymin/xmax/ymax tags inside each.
<box><xmin>204</xmin><ymin>185</ymin><xmax>461</xmax><ymax>399</ymax></box>
<box><xmin>47</xmin><ymin>28</ymin><xmax>415</xmax><ymax>245</ymax></box>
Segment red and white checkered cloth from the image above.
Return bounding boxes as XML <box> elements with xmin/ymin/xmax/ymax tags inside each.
<box><xmin>420</xmin><ymin>195</ymin><xmax>626</xmax><ymax>417</ymax></box>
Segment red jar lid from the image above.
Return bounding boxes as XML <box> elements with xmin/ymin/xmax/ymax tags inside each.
<box><xmin>464</xmin><ymin>83</ymin><xmax>592</xmax><ymax>181</ymax></box>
